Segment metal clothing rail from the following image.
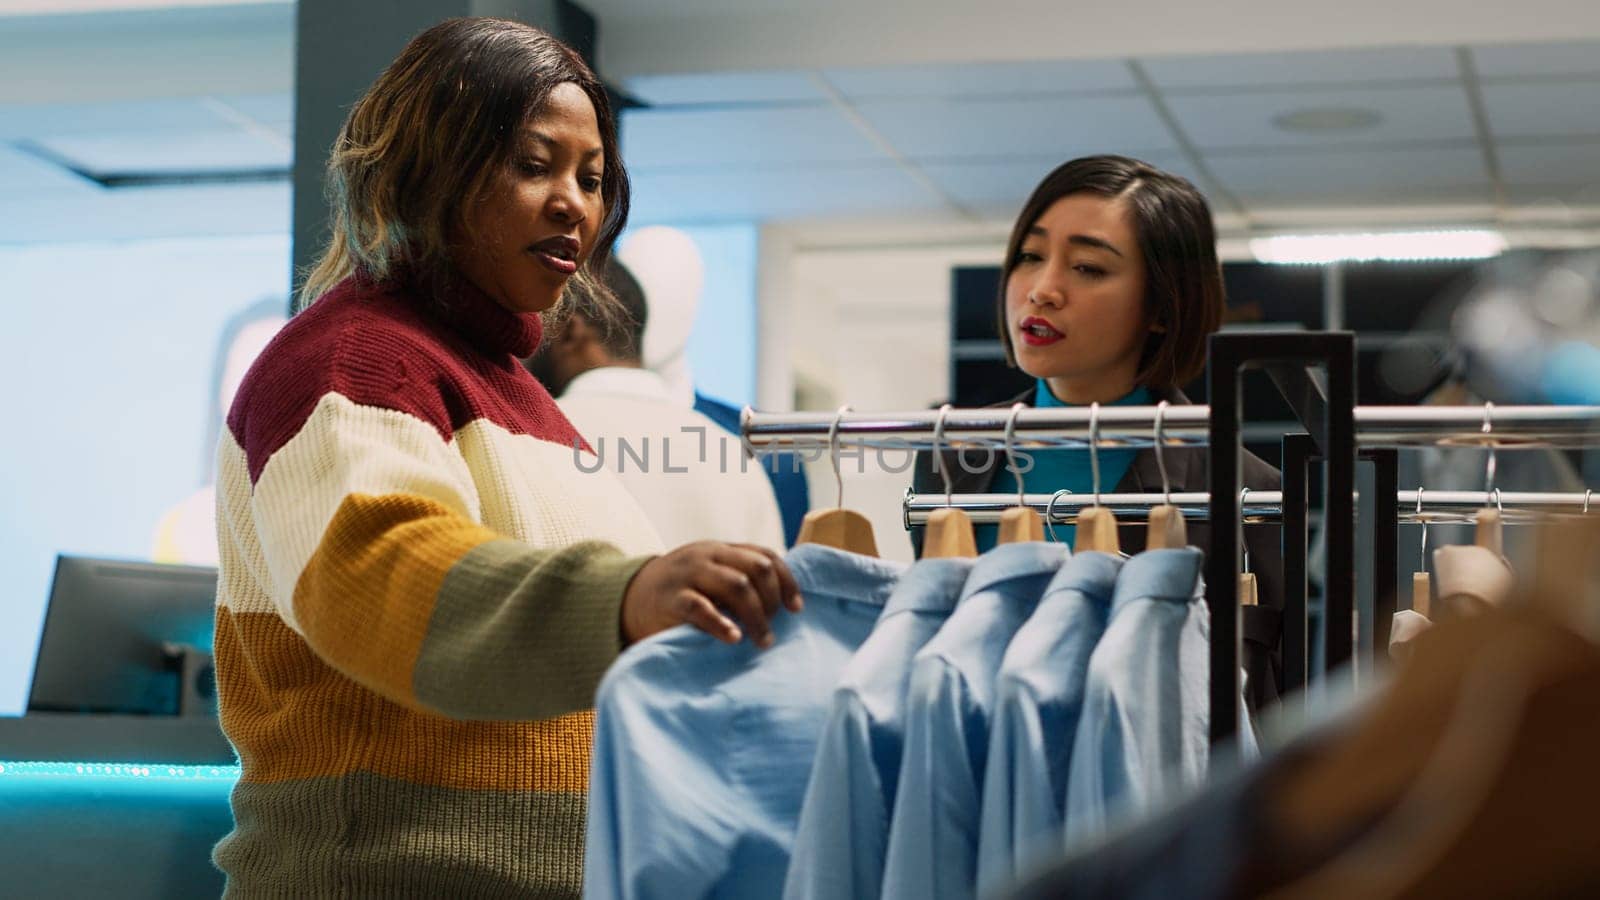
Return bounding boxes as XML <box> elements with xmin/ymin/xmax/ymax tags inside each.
<box><xmin>742</xmin><ymin>404</ymin><xmax>1600</xmax><ymax>451</ymax></box>
<box><xmin>742</xmin><ymin>331</ymin><xmax>1600</xmax><ymax>751</ymax></box>
<box><xmin>741</xmin><ymin>404</ymin><xmax>1600</xmax><ymax>452</ymax></box>
<box><xmin>901</xmin><ymin>491</ymin><xmax>1286</xmax><ymax>527</ymax></box>
<box><xmin>899</xmin><ymin>488</ymin><xmax>1600</xmax><ymax>527</ymax></box>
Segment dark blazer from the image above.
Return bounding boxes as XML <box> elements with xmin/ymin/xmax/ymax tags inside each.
<box><xmin>910</xmin><ymin>387</ymin><xmax>1285</xmax><ymax>710</ymax></box>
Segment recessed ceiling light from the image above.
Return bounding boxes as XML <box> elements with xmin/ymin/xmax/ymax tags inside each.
<box><xmin>1249</xmin><ymin>229</ymin><xmax>1508</xmax><ymax>265</ymax></box>
<box><xmin>1272</xmin><ymin>107</ymin><xmax>1384</xmax><ymax>133</ymax></box>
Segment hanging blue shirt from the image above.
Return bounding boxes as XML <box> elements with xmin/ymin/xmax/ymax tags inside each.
<box><xmin>983</xmin><ymin>382</ymin><xmax>1151</xmax><ymax>551</ymax></box>
<box><xmin>583</xmin><ymin>544</ymin><xmax>906</xmax><ymax>900</ymax></box>
<box><xmin>880</xmin><ymin>542</ymin><xmax>1069</xmax><ymax>900</ymax></box>
<box><xmin>782</xmin><ymin>558</ymin><xmax>975</xmax><ymax>900</ymax></box>
<box><xmin>1062</xmin><ymin>548</ymin><xmax>1214</xmax><ymax>849</ymax></box>
<box><xmin>976</xmin><ymin>550</ymin><xmax>1124</xmax><ymax>895</ymax></box>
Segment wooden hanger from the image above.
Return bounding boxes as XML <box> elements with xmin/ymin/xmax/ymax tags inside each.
<box><xmin>997</xmin><ymin>402</ymin><xmax>1045</xmax><ymax>544</ymax></box>
<box><xmin>921</xmin><ymin>404</ymin><xmax>978</xmax><ymax>558</ymax></box>
<box><xmin>1430</xmin><ymin>405</ymin><xmax>1514</xmax><ymax>616</ymax></box>
<box><xmin>1475</xmin><ymin>504</ymin><xmax>1503</xmax><ymax>555</ymax></box>
<box><xmin>795</xmin><ymin>404</ymin><xmax>879</xmax><ymax>556</ymax></box>
<box><xmin>1411</xmin><ymin>489</ymin><xmax>1433</xmax><ymax>618</ymax></box>
<box><xmin>1477</xmin><ymin>403</ymin><xmax>1504</xmax><ymax>556</ymax></box>
<box><xmin>1074</xmin><ymin>403</ymin><xmax>1121</xmax><ymax>554</ymax></box>
<box><xmin>1531</xmin><ymin>511</ymin><xmax>1600</xmax><ymax>643</ymax></box>
<box><xmin>1144</xmin><ymin>400</ymin><xmax>1188</xmax><ymax>550</ymax></box>
<box><xmin>1236</xmin><ymin>488</ymin><xmax>1258</xmax><ymax>605</ymax></box>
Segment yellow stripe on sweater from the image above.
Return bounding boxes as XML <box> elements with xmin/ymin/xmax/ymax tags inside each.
<box><xmin>217</xmin><ymin>607</ymin><xmax>594</xmax><ymax>793</ymax></box>
<box><xmin>292</xmin><ymin>492</ymin><xmax>495</xmax><ymax>707</ymax></box>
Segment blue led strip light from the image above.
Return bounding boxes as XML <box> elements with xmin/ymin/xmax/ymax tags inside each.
<box><xmin>0</xmin><ymin>761</ymin><xmax>240</xmax><ymax>781</ymax></box>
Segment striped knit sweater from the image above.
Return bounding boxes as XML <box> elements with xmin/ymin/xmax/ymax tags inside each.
<box><xmin>211</xmin><ymin>272</ymin><xmax>665</xmax><ymax>898</ymax></box>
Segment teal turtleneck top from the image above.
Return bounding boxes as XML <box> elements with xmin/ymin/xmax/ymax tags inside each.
<box><xmin>981</xmin><ymin>381</ymin><xmax>1150</xmax><ymax>551</ymax></box>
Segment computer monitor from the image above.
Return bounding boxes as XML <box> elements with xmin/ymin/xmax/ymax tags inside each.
<box><xmin>28</xmin><ymin>555</ymin><xmax>218</xmax><ymax>716</ymax></box>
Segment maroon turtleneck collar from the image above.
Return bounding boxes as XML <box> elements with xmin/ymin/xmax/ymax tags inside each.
<box><xmin>389</xmin><ymin>266</ymin><xmax>545</xmax><ymax>358</ymax></box>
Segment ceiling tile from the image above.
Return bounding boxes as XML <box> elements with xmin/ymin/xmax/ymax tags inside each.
<box><xmin>1497</xmin><ymin>140</ymin><xmax>1600</xmax><ymax>185</ymax></box>
<box><xmin>622</xmin><ymin>104</ymin><xmax>884</xmax><ymax>168</ymax></box>
<box><xmin>629</xmin><ymin>163</ymin><xmax>948</xmax><ymax>224</ymax></box>
<box><xmin>0</xmin><ymin>181</ymin><xmax>289</xmax><ymax>243</ymax></box>
<box><xmin>921</xmin><ymin>152</ymin><xmax>1195</xmax><ymax>217</ymax></box>
<box><xmin>1471</xmin><ymin>41</ymin><xmax>1600</xmax><ymax>80</ymax></box>
<box><xmin>1144</xmin><ymin>46</ymin><xmax>1458</xmax><ymax>90</ymax></box>
<box><xmin>1167</xmin><ymin>86</ymin><xmax>1476</xmax><ymax>150</ymax></box>
<box><xmin>824</xmin><ymin>59</ymin><xmax>1136</xmax><ymax>100</ymax></box>
<box><xmin>36</xmin><ymin>127</ymin><xmax>289</xmax><ymax>175</ymax></box>
<box><xmin>1207</xmin><ymin>146</ymin><xmax>1490</xmax><ymax>207</ymax></box>
<box><xmin>1481</xmin><ymin>82</ymin><xmax>1600</xmax><ymax>138</ymax></box>
<box><xmin>854</xmin><ymin>95</ymin><xmax>1175</xmax><ymax>161</ymax></box>
<box><xmin>0</xmin><ymin>97</ymin><xmax>225</xmax><ymax>139</ymax></box>
<box><xmin>212</xmin><ymin>93</ymin><xmax>292</xmax><ymax>131</ymax></box>
<box><xmin>621</xmin><ymin>70</ymin><xmax>825</xmax><ymax>106</ymax></box>
<box><xmin>0</xmin><ymin>141</ymin><xmax>94</xmax><ymax>191</ymax></box>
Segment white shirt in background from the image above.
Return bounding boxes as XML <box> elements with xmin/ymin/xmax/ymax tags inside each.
<box><xmin>557</xmin><ymin>367</ymin><xmax>786</xmax><ymax>552</ymax></box>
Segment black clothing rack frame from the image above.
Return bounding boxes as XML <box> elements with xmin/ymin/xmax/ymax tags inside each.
<box><xmin>1205</xmin><ymin>331</ymin><xmax>1356</xmax><ymax>745</ymax></box>
<box><xmin>1280</xmin><ymin>435</ymin><xmax>1399</xmax><ymax>693</ymax></box>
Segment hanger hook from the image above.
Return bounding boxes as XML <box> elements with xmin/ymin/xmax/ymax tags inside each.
<box><xmin>934</xmin><ymin>403</ymin><xmax>956</xmax><ymax>507</ymax></box>
<box><xmin>1492</xmin><ymin>487</ymin><xmax>1503</xmax><ymax>514</ymax></box>
<box><xmin>1045</xmin><ymin>488</ymin><xmax>1071</xmax><ymax>544</ymax></box>
<box><xmin>1416</xmin><ymin>487</ymin><xmax>1428</xmax><ymax>569</ymax></box>
<box><xmin>1239</xmin><ymin>487</ymin><xmax>1251</xmax><ymax>573</ymax></box>
<box><xmin>1585</xmin><ymin>489</ymin><xmax>1592</xmax><ymax>516</ymax></box>
<box><xmin>1088</xmin><ymin>402</ymin><xmax>1103</xmax><ymax>508</ymax></box>
<box><xmin>1005</xmin><ymin>402</ymin><xmax>1027</xmax><ymax>507</ymax></box>
<box><xmin>828</xmin><ymin>404</ymin><xmax>850</xmax><ymax>509</ymax></box>
<box><xmin>1153</xmin><ymin>400</ymin><xmax>1173</xmax><ymax>506</ymax></box>
<box><xmin>1481</xmin><ymin>401</ymin><xmax>1497</xmax><ymax>502</ymax></box>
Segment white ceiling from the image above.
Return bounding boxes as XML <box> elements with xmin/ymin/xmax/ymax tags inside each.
<box><xmin>619</xmin><ymin>43</ymin><xmax>1600</xmax><ymax>228</ymax></box>
<box><xmin>1</xmin><ymin>1</ymin><xmax>1598</xmax><ymax>243</ymax></box>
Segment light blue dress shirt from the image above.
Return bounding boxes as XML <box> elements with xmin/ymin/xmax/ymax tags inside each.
<box><xmin>583</xmin><ymin>544</ymin><xmax>907</xmax><ymax>900</ymax></box>
<box><xmin>782</xmin><ymin>558</ymin><xmax>975</xmax><ymax>900</ymax></box>
<box><xmin>1062</xmin><ymin>548</ymin><xmax>1212</xmax><ymax>849</ymax></box>
<box><xmin>880</xmin><ymin>542</ymin><xmax>1069</xmax><ymax>900</ymax></box>
<box><xmin>976</xmin><ymin>550</ymin><xmax>1124</xmax><ymax>895</ymax></box>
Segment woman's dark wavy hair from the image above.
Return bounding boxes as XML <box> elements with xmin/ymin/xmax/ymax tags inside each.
<box><xmin>301</xmin><ymin>17</ymin><xmax>629</xmax><ymax>310</ymax></box>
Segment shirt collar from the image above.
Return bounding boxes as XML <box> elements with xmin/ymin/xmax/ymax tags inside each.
<box><xmin>881</xmin><ymin>558</ymin><xmax>974</xmax><ymax>616</ymax></box>
<box><xmin>390</xmin><ymin>267</ymin><xmax>544</xmax><ymax>358</ymax></box>
<box><xmin>1110</xmin><ymin>547</ymin><xmax>1204</xmax><ymax>614</ymax></box>
<box><xmin>785</xmin><ymin>544</ymin><xmax>908</xmax><ymax>608</ymax></box>
<box><xmin>959</xmin><ymin>541</ymin><xmax>1069</xmax><ymax>600</ymax></box>
<box><xmin>1041</xmin><ymin>550</ymin><xmax>1124</xmax><ymax>601</ymax></box>
<box><xmin>1033</xmin><ymin>380</ymin><xmax>1153</xmax><ymax>409</ymax></box>
<box><xmin>562</xmin><ymin>367</ymin><xmax>674</xmax><ymax>402</ymax></box>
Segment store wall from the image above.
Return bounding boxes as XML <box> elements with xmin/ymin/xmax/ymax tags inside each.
<box><xmin>0</xmin><ymin>233</ymin><xmax>292</xmax><ymax>716</ymax></box>
<box><xmin>763</xmin><ymin>223</ymin><xmax>1005</xmax><ymax>560</ymax></box>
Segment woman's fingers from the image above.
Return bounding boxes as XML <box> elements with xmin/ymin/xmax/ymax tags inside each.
<box><xmin>730</xmin><ymin>543</ymin><xmax>804</xmax><ymax>612</ymax></box>
<box><xmin>698</xmin><ymin>562</ymin><xmax>775</xmax><ymax>648</ymax></box>
<box><xmin>676</xmin><ymin>589</ymin><xmax>741</xmax><ymax>644</ymax></box>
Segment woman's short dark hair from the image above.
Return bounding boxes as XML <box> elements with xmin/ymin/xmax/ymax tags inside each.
<box><xmin>996</xmin><ymin>155</ymin><xmax>1224</xmax><ymax>389</ymax></box>
<box><xmin>302</xmin><ymin>17</ymin><xmax>629</xmax><ymax>307</ymax></box>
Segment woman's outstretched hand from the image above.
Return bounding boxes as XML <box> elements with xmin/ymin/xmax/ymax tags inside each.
<box><xmin>622</xmin><ymin>542</ymin><xmax>803</xmax><ymax>648</ymax></box>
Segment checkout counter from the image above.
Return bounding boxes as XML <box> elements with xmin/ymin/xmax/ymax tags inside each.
<box><xmin>0</xmin><ymin>556</ymin><xmax>235</xmax><ymax>898</ymax></box>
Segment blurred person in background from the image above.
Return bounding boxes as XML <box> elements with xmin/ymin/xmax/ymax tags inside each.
<box><xmin>211</xmin><ymin>18</ymin><xmax>799</xmax><ymax>897</ymax></box>
<box><xmin>152</xmin><ymin>296</ymin><xmax>287</xmax><ymax>566</ymax></box>
<box><xmin>526</xmin><ymin>258</ymin><xmax>786</xmax><ymax>551</ymax></box>
<box><xmin>620</xmin><ymin>225</ymin><xmax>812</xmax><ymax>546</ymax></box>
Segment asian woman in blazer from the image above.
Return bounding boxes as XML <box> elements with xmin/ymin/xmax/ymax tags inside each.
<box><xmin>911</xmin><ymin>155</ymin><xmax>1285</xmax><ymax>709</ymax></box>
